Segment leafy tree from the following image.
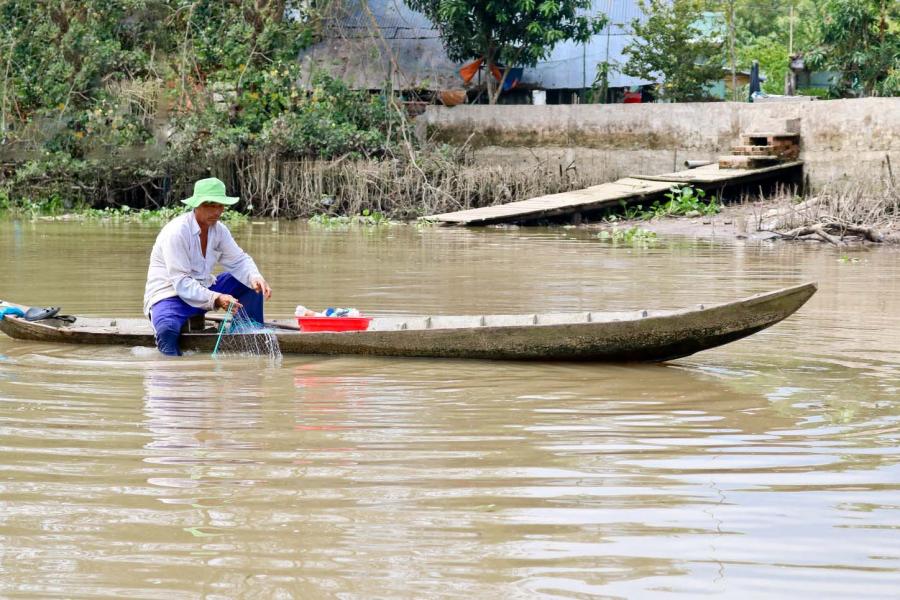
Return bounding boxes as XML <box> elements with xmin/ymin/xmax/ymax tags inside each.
<box><xmin>0</xmin><ymin>1</ymin><xmax>168</xmax><ymax>122</ymax></box>
<box><xmin>805</xmin><ymin>0</ymin><xmax>900</xmax><ymax>97</ymax></box>
<box><xmin>623</xmin><ymin>0</ymin><xmax>725</xmax><ymax>102</ymax></box>
<box><xmin>0</xmin><ymin>1</ymin><xmax>405</xmax><ymax>210</ymax></box>
<box><xmin>735</xmin><ymin>36</ymin><xmax>787</xmax><ymax>95</ymax></box>
<box><xmin>406</xmin><ymin>0</ymin><xmax>607</xmax><ymax>104</ymax></box>
<box><xmin>731</xmin><ymin>0</ymin><xmax>818</xmax><ymax>45</ymax></box>
<box><xmin>730</xmin><ymin>0</ymin><xmax>819</xmax><ymax>95</ymax></box>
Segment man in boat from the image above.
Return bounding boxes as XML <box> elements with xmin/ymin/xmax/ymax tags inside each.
<box><xmin>143</xmin><ymin>177</ymin><xmax>272</xmax><ymax>356</ymax></box>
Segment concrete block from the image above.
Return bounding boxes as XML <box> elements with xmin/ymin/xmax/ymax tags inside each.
<box><xmin>718</xmin><ymin>155</ymin><xmax>780</xmax><ymax>169</ymax></box>
<box><xmin>420</xmin><ymin>98</ymin><xmax>900</xmax><ymax>190</ymax></box>
<box><xmin>732</xmin><ymin>145</ymin><xmax>777</xmax><ymax>156</ymax></box>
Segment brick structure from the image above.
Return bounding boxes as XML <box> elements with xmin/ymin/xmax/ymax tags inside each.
<box><xmin>719</xmin><ymin>132</ymin><xmax>801</xmax><ymax>169</ymax></box>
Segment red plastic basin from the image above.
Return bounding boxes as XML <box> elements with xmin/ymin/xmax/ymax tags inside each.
<box><xmin>296</xmin><ymin>316</ymin><xmax>372</xmax><ymax>332</ymax></box>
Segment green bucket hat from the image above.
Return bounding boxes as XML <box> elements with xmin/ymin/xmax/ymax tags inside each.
<box><xmin>181</xmin><ymin>177</ymin><xmax>239</xmax><ymax>208</ymax></box>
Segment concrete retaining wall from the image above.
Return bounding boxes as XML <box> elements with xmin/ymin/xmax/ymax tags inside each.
<box><xmin>418</xmin><ymin>98</ymin><xmax>900</xmax><ymax>190</ymax></box>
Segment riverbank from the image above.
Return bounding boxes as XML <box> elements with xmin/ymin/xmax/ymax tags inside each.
<box><xmin>6</xmin><ymin>177</ymin><xmax>898</xmax><ymax>246</ymax></box>
<box><xmin>590</xmin><ymin>183</ymin><xmax>900</xmax><ymax>246</ymax></box>
<box><xmin>592</xmin><ymin>204</ymin><xmax>900</xmax><ymax>245</ymax></box>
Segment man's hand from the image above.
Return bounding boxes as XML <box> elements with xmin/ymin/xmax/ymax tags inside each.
<box><xmin>251</xmin><ymin>276</ymin><xmax>272</xmax><ymax>300</ymax></box>
<box><xmin>215</xmin><ymin>293</ymin><xmax>243</xmax><ymax>313</ymax></box>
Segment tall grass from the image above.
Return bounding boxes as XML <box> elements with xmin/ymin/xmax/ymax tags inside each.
<box><xmin>228</xmin><ymin>152</ymin><xmax>593</xmax><ymax>219</ymax></box>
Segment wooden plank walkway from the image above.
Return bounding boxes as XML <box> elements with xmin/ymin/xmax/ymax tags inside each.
<box><xmin>424</xmin><ymin>161</ymin><xmax>803</xmax><ymax>226</ymax></box>
<box><xmin>633</xmin><ymin>161</ymin><xmax>803</xmax><ymax>184</ymax></box>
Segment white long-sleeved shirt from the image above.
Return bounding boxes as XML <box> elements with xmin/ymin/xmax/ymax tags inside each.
<box><xmin>143</xmin><ymin>211</ymin><xmax>262</xmax><ymax>316</ymax></box>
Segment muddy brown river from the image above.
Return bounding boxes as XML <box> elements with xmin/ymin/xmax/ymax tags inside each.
<box><xmin>1</xmin><ymin>219</ymin><xmax>898</xmax><ymax>598</ymax></box>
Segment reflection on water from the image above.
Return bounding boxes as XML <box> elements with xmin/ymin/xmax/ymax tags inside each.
<box><xmin>0</xmin><ymin>220</ymin><xmax>899</xmax><ymax>597</ymax></box>
<box><xmin>143</xmin><ymin>362</ymin><xmax>266</xmax><ymax>469</ymax></box>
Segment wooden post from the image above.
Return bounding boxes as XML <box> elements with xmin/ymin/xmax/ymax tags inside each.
<box><xmin>729</xmin><ymin>0</ymin><xmax>736</xmax><ymax>101</ymax></box>
<box><xmin>789</xmin><ymin>3</ymin><xmax>794</xmax><ymax>55</ymax></box>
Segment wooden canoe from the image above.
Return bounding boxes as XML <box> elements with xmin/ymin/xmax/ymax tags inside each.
<box><xmin>0</xmin><ymin>282</ymin><xmax>816</xmax><ymax>361</ymax></box>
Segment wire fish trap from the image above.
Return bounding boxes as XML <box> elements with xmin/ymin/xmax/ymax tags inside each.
<box><xmin>212</xmin><ymin>306</ymin><xmax>281</xmax><ymax>359</ymax></box>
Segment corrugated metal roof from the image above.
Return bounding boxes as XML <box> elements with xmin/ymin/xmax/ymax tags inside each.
<box><xmin>300</xmin><ymin>0</ymin><xmax>654</xmax><ymax>90</ymax></box>
<box><xmin>322</xmin><ymin>0</ymin><xmax>440</xmax><ymax>38</ymax></box>
<box><xmin>522</xmin><ymin>31</ymin><xmax>653</xmax><ymax>89</ymax></box>
<box><xmin>597</xmin><ymin>0</ymin><xmax>649</xmax><ymax>33</ymax></box>
<box><xmin>522</xmin><ymin>0</ymin><xmax>654</xmax><ymax>89</ymax></box>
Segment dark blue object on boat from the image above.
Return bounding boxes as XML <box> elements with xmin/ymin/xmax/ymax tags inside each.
<box><xmin>24</xmin><ymin>306</ymin><xmax>60</xmax><ymax>321</ymax></box>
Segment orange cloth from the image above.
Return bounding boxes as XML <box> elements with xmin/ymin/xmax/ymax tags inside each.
<box><xmin>460</xmin><ymin>59</ymin><xmax>521</xmax><ymax>91</ymax></box>
<box><xmin>459</xmin><ymin>59</ymin><xmax>483</xmax><ymax>84</ymax></box>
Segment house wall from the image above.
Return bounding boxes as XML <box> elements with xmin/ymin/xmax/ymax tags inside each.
<box><xmin>418</xmin><ymin>98</ymin><xmax>900</xmax><ymax>189</ymax></box>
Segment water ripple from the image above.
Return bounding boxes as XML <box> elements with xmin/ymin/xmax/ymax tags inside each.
<box><xmin>1</xmin><ymin>224</ymin><xmax>899</xmax><ymax>597</ymax></box>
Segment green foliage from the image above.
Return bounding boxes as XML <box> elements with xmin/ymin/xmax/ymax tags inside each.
<box><xmin>167</xmin><ymin>70</ymin><xmax>405</xmax><ymax>165</ymax></box>
<box><xmin>584</xmin><ymin>60</ymin><xmax>613</xmax><ymax>103</ymax></box>
<box><xmin>733</xmin><ymin>0</ymin><xmax>786</xmax><ymax>41</ymax></box>
<box><xmin>4</xmin><ymin>202</ymin><xmax>250</xmax><ymax>224</ymax></box>
<box><xmin>308</xmin><ymin>209</ymin><xmax>397</xmax><ymax>228</ymax></box>
<box><xmin>730</xmin><ymin>0</ymin><xmax>831</xmax><ymax>97</ymax></box>
<box><xmin>657</xmin><ymin>184</ymin><xmax>720</xmax><ymax>216</ymax></box>
<box><xmin>597</xmin><ymin>226</ymin><xmax>658</xmax><ymax>244</ymax></box>
<box><xmin>257</xmin><ymin>74</ymin><xmax>403</xmax><ymax>159</ymax></box>
<box><xmin>6</xmin><ymin>153</ymin><xmax>104</xmax><ymax>209</ymax></box>
<box><xmin>737</xmin><ymin>35</ymin><xmax>789</xmax><ymax>95</ymax></box>
<box><xmin>0</xmin><ymin>0</ymin><xmax>170</xmax><ymax>117</ymax></box>
<box><xmin>358</xmin><ymin>208</ymin><xmax>390</xmax><ymax>226</ymax></box>
<box><xmin>188</xmin><ymin>1</ymin><xmax>313</xmax><ymax>75</ymax></box>
<box><xmin>733</xmin><ymin>0</ymin><xmax>819</xmax><ymax>48</ymax></box>
<box><xmin>796</xmin><ymin>86</ymin><xmax>831</xmax><ymax>99</ymax></box>
<box><xmin>805</xmin><ymin>0</ymin><xmax>900</xmax><ymax>97</ymax></box>
<box><xmin>623</xmin><ymin>0</ymin><xmax>726</xmax><ymax>102</ymax></box>
<box><xmin>0</xmin><ymin>1</ymin><xmax>357</xmax><ymax>210</ymax></box>
<box><xmin>308</xmin><ymin>213</ymin><xmax>351</xmax><ymax>227</ymax></box>
<box><xmin>406</xmin><ymin>0</ymin><xmax>607</xmax><ymax>103</ymax></box>
<box><xmin>879</xmin><ymin>66</ymin><xmax>900</xmax><ymax>97</ymax></box>
<box><xmin>70</xmin><ymin>205</ymin><xmax>175</xmax><ymax>222</ymax></box>
<box><xmin>617</xmin><ymin>199</ymin><xmax>652</xmax><ymax>220</ymax></box>
<box><xmin>18</xmin><ymin>195</ymin><xmax>65</xmax><ymax>218</ymax></box>
<box><xmin>605</xmin><ymin>185</ymin><xmax>719</xmax><ymax>221</ymax></box>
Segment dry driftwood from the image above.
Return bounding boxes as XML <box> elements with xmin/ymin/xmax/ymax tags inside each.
<box><xmin>759</xmin><ymin>197</ymin><xmax>823</xmax><ymax>231</ymax></box>
<box><xmin>782</xmin><ymin>223</ymin><xmax>844</xmax><ymax>245</ymax></box>
<box><xmin>778</xmin><ymin>220</ymin><xmax>884</xmax><ymax>245</ymax></box>
<box><xmin>839</xmin><ymin>223</ymin><xmax>884</xmax><ymax>242</ymax></box>
<box><xmin>754</xmin><ymin>180</ymin><xmax>897</xmax><ymax>245</ymax></box>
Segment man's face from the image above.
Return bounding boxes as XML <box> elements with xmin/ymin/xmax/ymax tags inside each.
<box><xmin>195</xmin><ymin>202</ymin><xmax>226</xmax><ymax>227</ymax></box>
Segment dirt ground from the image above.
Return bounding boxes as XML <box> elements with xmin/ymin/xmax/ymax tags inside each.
<box><xmin>587</xmin><ymin>201</ymin><xmax>900</xmax><ymax>245</ymax></box>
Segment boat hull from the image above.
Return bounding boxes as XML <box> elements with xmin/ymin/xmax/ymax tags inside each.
<box><xmin>0</xmin><ymin>283</ymin><xmax>817</xmax><ymax>362</ymax></box>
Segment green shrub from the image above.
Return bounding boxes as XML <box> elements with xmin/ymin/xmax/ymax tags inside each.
<box><xmin>653</xmin><ymin>185</ymin><xmax>720</xmax><ymax>217</ymax></box>
<box><xmin>796</xmin><ymin>87</ymin><xmax>831</xmax><ymax>99</ymax></box>
<box><xmin>309</xmin><ymin>209</ymin><xmax>397</xmax><ymax>228</ymax></box>
<box><xmin>604</xmin><ymin>185</ymin><xmax>719</xmax><ymax>222</ymax></box>
<box><xmin>0</xmin><ymin>1</ymin><xmax>350</xmax><ymax>210</ymax></box>
<box><xmin>597</xmin><ymin>226</ymin><xmax>657</xmax><ymax>244</ymax></box>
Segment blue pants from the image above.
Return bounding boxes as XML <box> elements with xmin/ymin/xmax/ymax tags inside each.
<box><xmin>149</xmin><ymin>273</ymin><xmax>264</xmax><ymax>356</ymax></box>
